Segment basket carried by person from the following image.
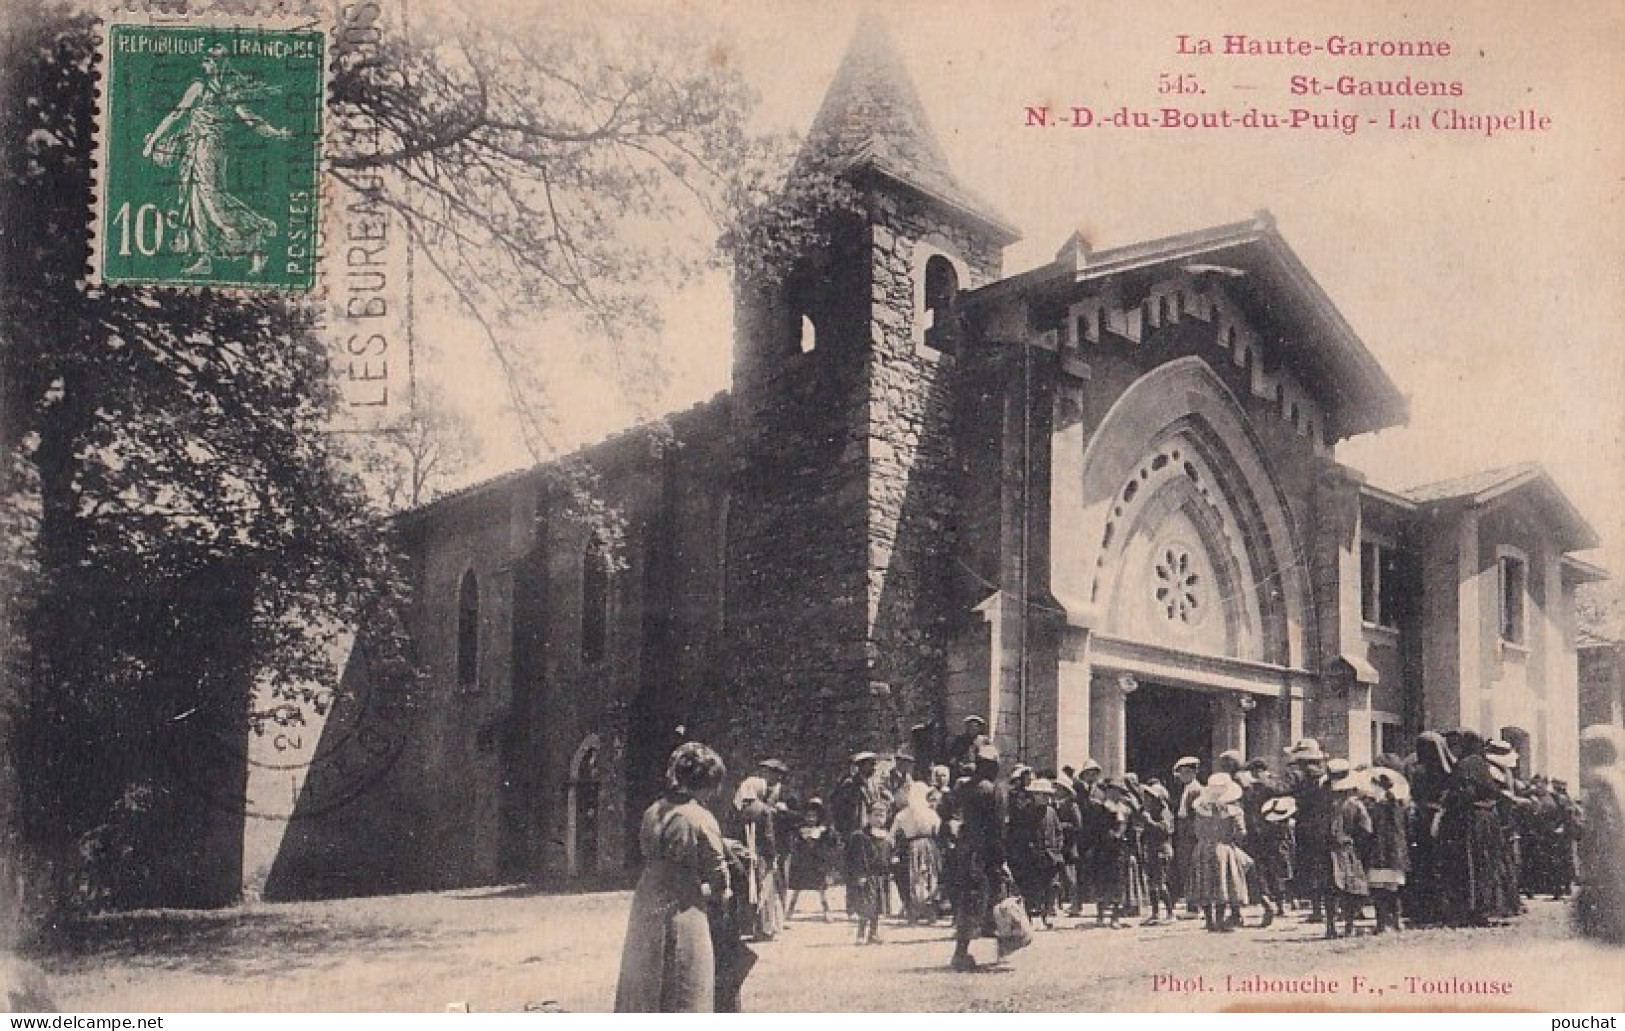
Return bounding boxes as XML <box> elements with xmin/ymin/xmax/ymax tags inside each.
<box><xmin>990</xmin><ymin>870</ymin><xmax>1034</xmax><ymax>956</ymax></box>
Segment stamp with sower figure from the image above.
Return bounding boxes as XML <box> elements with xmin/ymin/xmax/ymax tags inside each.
<box><xmin>94</xmin><ymin>14</ymin><xmax>326</xmax><ymax>291</ymax></box>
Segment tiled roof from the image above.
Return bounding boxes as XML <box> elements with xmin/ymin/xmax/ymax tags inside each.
<box><xmin>394</xmin><ymin>391</ymin><xmax>729</xmax><ymax>520</ymax></box>
<box><xmin>1394</xmin><ymin>461</ymin><xmax>1599</xmax><ymax>552</ymax></box>
<box><xmin>799</xmin><ymin>16</ymin><xmax>1018</xmax><ymax>242</ymax></box>
<box><xmin>1399</xmin><ymin>462</ymin><xmax>1542</xmax><ymax>504</ymax></box>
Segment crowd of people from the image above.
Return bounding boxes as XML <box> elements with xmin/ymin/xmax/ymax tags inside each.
<box><xmin>737</xmin><ymin>719</ymin><xmax>1594</xmax><ymax>962</ymax></box>
<box><xmin>614</xmin><ymin>720</ymin><xmax>1624</xmax><ymax>1011</ymax></box>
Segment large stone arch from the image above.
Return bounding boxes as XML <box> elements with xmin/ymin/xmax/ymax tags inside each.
<box><xmin>1070</xmin><ymin>357</ymin><xmax>1310</xmax><ymax>668</ymax></box>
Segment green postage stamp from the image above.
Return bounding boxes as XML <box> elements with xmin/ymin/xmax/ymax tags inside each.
<box><xmin>94</xmin><ymin>15</ymin><xmax>327</xmax><ymax>291</ymax></box>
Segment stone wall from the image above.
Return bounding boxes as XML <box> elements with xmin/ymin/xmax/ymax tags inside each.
<box><xmin>268</xmin><ymin>399</ymin><xmax>732</xmax><ymax>898</ymax></box>
<box><xmin>865</xmin><ymin>186</ymin><xmax>1003</xmax><ymax>767</ymax></box>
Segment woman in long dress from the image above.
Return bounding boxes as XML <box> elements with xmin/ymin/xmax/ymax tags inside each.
<box><xmin>1405</xmin><ymin>731</ymin><xmax>1454</xmax><ymax>926</ymax></box>
<box><xmin>1364</xmin><ymin>765</ymin><xmax>1411</xmax><ymax>933</ymax></box>
<box><xmin>1437</xmin><ymin>732</ymin><xmax>1510</xmax><ymax>926</ymax></box>
<box><xmin>1326</xmin><ymin>760</ymin><xmax>1373</xmax><ymax>938</ymax></box>
<box><xmin>1574</xmin><ymin>725</ymin><xmax>1625</xmax><ymax>943</ymax></box>
<box><xmin>142</xmin><ymin>45</ymin><xmax>289</xmax><ymax>277</ymax></box>
<box><xmin>890</xmin><ymin>780</ymin><xmax>943</xmax><ymax>924</ymax></box>
<box><xmin>614</xmin><ymin>742</ymin><xmax>731</xmax><ymax>1012</ymax></box>
<box><xmin>1188</xmin><ymin>772</ymin><xmax>1251</xmax><ymax>932</ymax></box>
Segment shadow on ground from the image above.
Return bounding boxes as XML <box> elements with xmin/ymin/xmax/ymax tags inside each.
<box><xmin>35</xmin><ymin>909</ymin><xmax>483</xmax><ymax>981</ymax></box>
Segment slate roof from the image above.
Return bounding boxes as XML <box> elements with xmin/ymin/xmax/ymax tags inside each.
<box><xmin>799</xmin><ymin>15</ymin><xmax>1019</xmax><ymax>243</ymax></box>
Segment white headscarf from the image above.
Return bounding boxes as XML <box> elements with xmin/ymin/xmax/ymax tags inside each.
<box><xmin>892</xmin><ymin>780</ymin><xmax>940</xmax><ymax>838</ymax></box>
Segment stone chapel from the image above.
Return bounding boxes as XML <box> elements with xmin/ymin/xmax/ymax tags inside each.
<box><xmin>265</xmin><ymin>22</ymin><xmax>1603</xmax><ymax>899</ymax></box>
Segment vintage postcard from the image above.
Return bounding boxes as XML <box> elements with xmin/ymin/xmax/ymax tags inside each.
<box><xmin>1</xmin><ymin>0</ymin><xmax>1622</xmax><ymax>1017</ymax></box>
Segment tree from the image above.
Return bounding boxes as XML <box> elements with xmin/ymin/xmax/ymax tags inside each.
<box><xmin>342</xmin><ymin>385</ymin><xmax>484</xmax><ymax>512</ymax></box>
<box><xmin>0</xmin><ymin>7</ymin><xmax>413</xmax><ymax>927</ymax></box>
<box><xmin>326</xmin><ymin>2</ymin><xmax>853</xmax><ymax>453</ymax></box>
<box><xmin>0</xmin><ymin>0</ymin><xmax>851</xmax><ymax>929</ymax></box>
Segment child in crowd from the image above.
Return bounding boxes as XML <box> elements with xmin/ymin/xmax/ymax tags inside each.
<box><xmin>845</xmin><ymin>801</ymin><xmax>894</xmax><ymax>944</ymax></box>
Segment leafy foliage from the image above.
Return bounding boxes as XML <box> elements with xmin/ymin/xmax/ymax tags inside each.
<box><xmin>327</xmin><ymin>2</ymin><xmax>854</xmax><ymax>455</ymax></box>
<box><xmin>0</xmin><ymin>7</ymin><xmax>415</xmax><ymax>920</ymax></box>
<box><xmin>0</xmin><ymin>0</ymin><xmax>863</xmax><ymax>923</ymax></box>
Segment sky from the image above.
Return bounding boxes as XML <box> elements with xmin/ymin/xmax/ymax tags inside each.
<box><xmin>415</xmin><ymin>0</ymin><xmax>1625</xmax><ymax>570</ymax></box>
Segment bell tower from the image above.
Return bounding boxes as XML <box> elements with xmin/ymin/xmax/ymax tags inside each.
<box><xmin>722</xmin><ymin>17</ymin><xmax>1020</xmax><ymax>784</ymax></box>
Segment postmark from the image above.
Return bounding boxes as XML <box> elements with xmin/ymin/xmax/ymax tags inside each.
<box><xmin>93</xmin><ymin>13</ymin><xmax>327</xmax><ymax>291</ymax></box>
<box><xmin>193</xmin><ymin>647</ymin><xmax>417</xmax><ymax>824</ymax></box>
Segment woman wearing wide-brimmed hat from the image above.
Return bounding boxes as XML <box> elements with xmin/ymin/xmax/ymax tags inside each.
<box><xmin>1364</xmin><ymin>763</ymin><xmax>1411</xmax><ymax>933</ymax></box>
<box><xmin>1325</xmin><ymin>759</ymin><xmax>1373</xmax><ymax>938</ymax></box>
<box><xmin>1574</xmin><ymin>724</ymin><xmax>1625</xmax><ymax>944</ymax></box>
<box><xmin>1008</xmin><ymin>778</ymin><xmax>1065</xmax><ymax>928</ymax></box>
<box><xmin>1188</xmin><ymin>772</ymin><xmax>1252</xmax><ymax>932</ymax></box>
<box><xmin>1255</xmin><ymin>794</ymin><xmax>1296</xmax><ymax>926</ymax></box>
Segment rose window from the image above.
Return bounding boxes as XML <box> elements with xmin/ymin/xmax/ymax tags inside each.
<box><xmin>1153</xmin><ymin>543</ymin><xmax>1206</xmax><ymax>626</ymax></box>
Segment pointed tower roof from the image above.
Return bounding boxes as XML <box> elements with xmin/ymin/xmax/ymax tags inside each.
<box><xmin>800</xmin><ymin>16</ymin><xmax>1020</xmax><ymax>244</ymax></box>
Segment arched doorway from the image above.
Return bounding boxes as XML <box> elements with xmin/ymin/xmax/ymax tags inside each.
<box><xmin>564</xmin><ymin>734</ymin><xmax>602</xmax><ymax>878</ymax></box>
<box><xmin>1072</xmin><ymin>357</ymin><xmax>1313</xmax><ymax>773</ymax></box>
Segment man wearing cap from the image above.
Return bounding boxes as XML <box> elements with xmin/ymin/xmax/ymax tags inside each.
<box><xmin>1171</xmin><ymin>756</ymin><xmax>1203</xmax><ymax>914</ymax></box>
<box><xmin>949</xmin><ymin>745</ymin><xmax>1006</xmax><ymax>970</ymax></box>
<box><xmin>831</xmin><ymin>752</ymin><xmax>891</xmax><ymax>839</ymax></box>
<box><xmin>1287</xmin><ymin>739</ymin><xmax>1332</xmax><ymax>922</ymax></box>
<box><xmin>1069</xmin><ymin>758</ymin><xmax>1107</xmax><ymax>917</ymax></box>
<box><xmin>947</xmin><ymin>716</ymin><xmax>990</xmax><ymax>775</ymax></box>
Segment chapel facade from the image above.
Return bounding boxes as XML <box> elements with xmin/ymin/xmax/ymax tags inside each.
<box><xmin>265</xmin><ymin>24</ymin><xmax>1603</xmax><ymax>900</ymax></box>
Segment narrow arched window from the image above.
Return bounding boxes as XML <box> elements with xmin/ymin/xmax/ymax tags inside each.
<box><xmin>798</xmin><ymin>314</ymin><xmax>818</xmax><ymax>354</ymax></box>
<box><xmin>924</xmin><ymin>254</ymin><xmax>958</xmax><ymax>326</ymax></box>
<box><xmin>582</xmin><ymin>537</ymin><xmax>609</xmax><ymax>664</ymax></box>
<box><xmin>457</xmin><ymin>569</ymin><xmax>479</xmax><ymax>687</ymax></box>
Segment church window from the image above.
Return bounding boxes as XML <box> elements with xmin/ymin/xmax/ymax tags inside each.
<box><xmin>457</xmin><ymin>569</ymin><xmax>479</xmax><ymax>687</ymax></box>
<box><xmin>1360</xmin><ymin>539</ymin><xmax>1402</xmax><ymax>630</ymax></box>
<box><xmin>1497</xmin><ymin>549</ymin><xmax>1527</xmax><ymax>646</ymax></box>
<box><xmin>924</xmin><ymin>254</ymin><xmax>958</xmax><ymax>321</ymax></box>
<box><xmin>1152</xmin><ymin>542</ymin><xmax>1206</xmax><ymax>626</ymax></box>
<box><xmin>798</xmin><ymin>314</ymin><xmax>818</xmax><ymax>354</ymax></box>
<box><xmin>582</xmin><ymin>537</ymin><xmax>610</xmax><ymax>664</ymax></box>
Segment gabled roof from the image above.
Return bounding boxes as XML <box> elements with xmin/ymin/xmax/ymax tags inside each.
<box><xmin>799</xmin><ymin>16</ymin><xmax>1019</xmax><ymax>244</ymax></box>
<box><xmin>1401</xmin><ymin>462</ymin><xmax>1543</xmax><ymax>505</ymax></box>
<box><xmin>1399</xmin><ymin>462</ymin><xmax>1600</xmax><ymax>552</ymax></box>
<box><xmin>392</xmin><ymin>392</ymin><xmax>730</xmax><ymax>527</ymax></box>
<box><xmin>968</xmin><ymin>213</ymin><xmax>1409</xmax><ymax>439</ymax></box>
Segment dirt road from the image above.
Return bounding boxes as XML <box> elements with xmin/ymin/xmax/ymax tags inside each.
<box><xmin>30</xmin><ymin>891</ymin><xmax>1623</xmax><ymax>1013</ymax></box>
